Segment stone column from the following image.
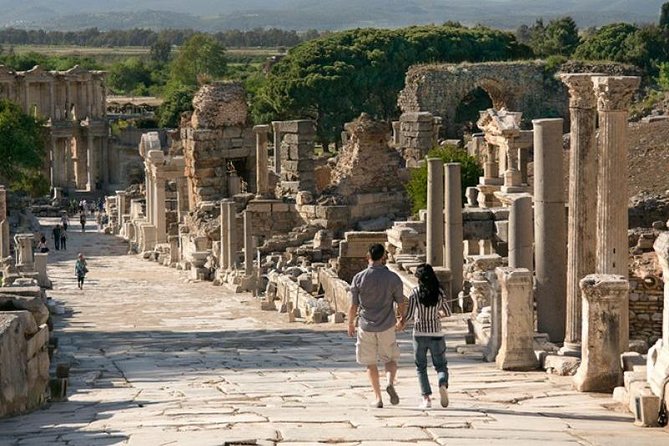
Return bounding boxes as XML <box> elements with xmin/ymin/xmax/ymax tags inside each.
<box><xmin>0</xmin><ymin>186</ymin><xmax>8</xmax><ymax>258</ymax></box>
<box><xmin>154</xmin><ymin>174</ymin><xmax>166</xmax><ymax>243</ymax></box>
<box><xmin>495</xmin><ymin>267</ymin><xmax>538</xmax><ymax>370</ymax></box>
<box><xmin>444</xmin><ymin>163</ymin><xmax>463</xmax><ymax>298</ymax></box>
<box><xmin>226</xmin><ymin>201</ymin><xmax>238</xmax><ymax>270</ymax></box>
<box><xmin>502</xmin><ymin>141</ymin><xmax>522</xmax><ymax>189</ymax></box>
<box><xmin>533</xmin><ymin>118</ymin><xmax>567</xmax><ymax>343</ymax></box>
<box><xmin>86</xmin><ymin>132</ymin><xmax>95</xmax><ymax>191</ymax></box>
<box><xmin>508</xmin><ymin>194</ymin><xmax>533</xmax><ymax>271</ymax></box>
<box><xmin>176</xmin><ymin>177</ymin><xmax>189</xmax><ymax>223</ymax></box>
<box><xmin>560</xmin><ymin>73</ymin><xmax>600</xmax><ymax>355</ymax></box>
<box><xmin>102</xmin><ymin>136</ymin><xmax>109</xmax><ymax>189</ymax></box>
<box><xmin>573</xmin><ymin>274</ymin><xmax>628</xmax><ymax>392</ymax></box>
<box><xmin>243</xmin><ymin>210</ymin><xmax>254</xmax><ymax>276</ymax></box>
<box><xmin>219</xmin><ymin>200</ymin><xmax>230</xmax><ymax>270</ymax></box>
<box><xmin>649</xmin><ymin>232</ymin><xmax>669</xmax><ymax>396</ymax></box>
<box><xmin>426</xmin><ymin>158</ymin><xmax>444</xmax><ymax>267</ymax></box>
<box><xmin>518</xmin><ymin>147</ymin><xmax>529</xmax><ymax>185</ymax></box>
<box><xmin>49</xmin><ymin>136</ymin><xmax>58</xmax><ymax>189</ymax></box>
<box><xmin>271</xmin><ymin>121</ymin><xmax>282</xmax><ymax>174</ymax></box>
<box><xmin>593</xmin><ymin>76</ymin><xmax>640</xmax><ymax>354</ymax></box>
<box><xmin>145</xmin><ymin>166</ymin><xmax>153</xmax><ymax>225</ymax></box>
<box><xmin>253</xmin><ymin>125</ymin><xmax>270</xmax><ymax>198</ymax></box>
<box><xmin>391</xmin><ymin>121</ymin><xmax>400</xmax><ymax>145</ymax></box>
<box><xmin>116</xmin><ymin>191</ymin><xmax>127</xmax><ymax>235</ymax></box>
<box><xmin>482</xmin><ymin>143</ymin><xmax>499</xmax><ymax>181</ymax></box>
<box><xmin>33</xmin><ymin>253</ymin><xmax>50</xmax><ymax>288</ymax></box>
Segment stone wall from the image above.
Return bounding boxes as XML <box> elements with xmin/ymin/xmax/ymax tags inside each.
<box><xmin>337</xmin><ymin>231</ymin><xmax>388</xmax><ymax>283</ymax></box>
<box><xmin>629</xmin><ymin>275</ymin><xmax>663</xmax><ymax>345</ymax></box>
<box><xmin>317</xmin><ymin>268</ymin><xmax>350</xmax><ymax>314</ymax></box>
<box><xmin>397</xmin><ymin>112</ymin><xmax>440</xmax><ymax>166</ymax></box>
<box><xmin>276</xmin><ymin>120</ymin><xmax>316</xmax><ymax>194</ymax></box>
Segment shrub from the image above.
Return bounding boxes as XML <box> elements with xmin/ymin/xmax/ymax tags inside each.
<box><xmin>406</xmin><ymin>145</ymin><xmax>483</xmax><ymax>214</ymax></box>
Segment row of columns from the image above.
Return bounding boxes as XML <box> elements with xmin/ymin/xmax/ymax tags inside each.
<box><xmin>50</xmin><ymin>131</ymin><xmax>109</xmax><ymax>192</ymax></box>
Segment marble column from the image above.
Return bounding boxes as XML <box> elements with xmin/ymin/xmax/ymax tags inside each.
<box><xmin>102</xmin><ymin>136</ymin><xmax>109</xmax><ymax>189</ymax></box>
<box><xmin>649</xmin><ymin>232</ymin><xmax>669</xmax><ymax>397</ymax></box>
<box><xmin>116</xmin><ymin>191</ymin><xmax>127</xmax><ymax>235</ymax></box>
<box><xmin>573</xmin><ymin>274</ymin><xmax>628</xmax><ymax>392</ymax></box>
<box><xmin>0</xmin><ymin>186</ymin><xmax>8</xmax><ymax>258</ymax></box>
<box><xmin>253</xmin><ymin>125</ymin><xmax>271</xmax><ymax>198</ymax></box>
<box><xmin>154</xmin><ymin>174</ymin><xmax>166</xmax><ymax>243</ymax></box>
<box><xmin>502</xmin><ymin>142</ymin><xmax>522</xmax><ymax>189</ymax></box>
<box><xmin>495</xmin><ymin>267</ymin><xmax>538</xmax><ymax>370</ymax></box>
<box><xmin>426</xmin><ymin>158</ymin><xmax>445</xmax><ymax>267</ymax></box>
<box><xmin>226</xmin><ymin>201</ymin><xmax>238</xmax><ymax>270</ymax></box>
<box><xmin>593</xmin><ymin>75</ymin><xmax>640</xmax><ymax>354</ymax></box>
<box><xmin>508</xmin><ymin>194</ymin><xmax>533</xmax><ymax>271</ymax></box>
<box><xmin>271</xmin><ymin>121</ymin><xmax>282</xmax><ymax>174</ymax></box>
<box><xmin>243</xmin><ymin>210</ymin><xmax>254</xmax><ymax>276</ymax></box>
<box><xmin>560</xmin><ymin>73</ymin><xmax>600</xmax><ymax>355</ymax></box>
<box><xmin>86</xmin><ymin>132</ymin><xmax>95</xmax><ymax>191</ymax></box>
<box><xmin>219</xmin><ymin>200</ymin><xmax>230</xmax><ymax>270</ymax></box>
<box><xmin>482</xmin><ymin>143</ymin><xmax>499</xmax><ymax>181</ymax></box>
<box><xmin>533</xmin><ymin>118</ymin><xmax>567</xmax><ymax>343</ymax></box>
<box><xmin>444</xmin><ymin>163</ymin><xmax>463</xmax><ymax>298</ymax></box>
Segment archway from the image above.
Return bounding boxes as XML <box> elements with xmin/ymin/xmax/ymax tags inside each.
<box><xmin>453</xmin><ymin>87</ymin><xmax>493</xmax><ymax>138</ymax></box>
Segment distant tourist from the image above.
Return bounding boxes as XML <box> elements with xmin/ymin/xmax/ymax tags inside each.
<box><xmin>60</xmin><ymin>228</ymin><xmax>68</xmax><ymax>251</ymax></box>
<box><xmin>37</xmin><ymin>235</ymin><xmax>49</xmax><ymax>253</ymax></box>
<box><xmin>60</xmin><ymin>213</ymin><xmax>69</xmax><ymax>231</ymax></box>
<box><xmin>80</xmin><ymin>213</ymin><xmax>87</xmax><ymax>233</ymax></box>
<box><xmin>75</xmin><ymin>253</ymin><xmax>88</xmax><ymax>289</ymax></box>
<box><xmin>404</xmin><ymin>263</ymin><xmax>451</xmax><ymax>409</ymax></box>
<box><xmin>52</xmin><ymin>224</ymin><xmax>61</xmax><ymax>251</ymax></box>
<box><xmin>348</xmin><ymin>243</ymin><xmax>405</xmax><ymax>408</ymax></box>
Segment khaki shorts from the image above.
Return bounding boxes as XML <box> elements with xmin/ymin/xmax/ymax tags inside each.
<box><xmin>356</xmin><ymin>326</ymin><xmax>400</xmax><ymax>365</ymax></box>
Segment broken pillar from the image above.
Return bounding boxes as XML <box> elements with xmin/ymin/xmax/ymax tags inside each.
<box><xmin>116</xmin><ymin>191</ymin><xmax>127</xmax><ymax>235</ymax></box>
<box><xmin>444</xmin><ymin>163</ymin><xmax>463</xmax><ymax>299</ymax></box>
<box><xmin>593</xmin><ymin>75</ymin><xmax>640</xmax><ymax>354</ymax></box>
<box><xmin>0</xmin><ymin>185</ymin><xmax>8</xmax><ymax>258</ymax></box>
<box><xmin>508</xmin><ymin>194</ymin><xmax>533</xmax><ymax>271</ymax></box>
<box><xmin>573</xmin><ymin>274</ymin><xmax>628</xmax><ymax>392</ymax></box>
<box><xmin>33</xmin><ymin>253</ymin><xmax>51</xmax><ymax>288</ymax></box>
<box><xmin>560</xmin><ymin>73</ymin><xmax>600</xmax><ymax>356</ymax></box>
<box><xmin>254</xmin><ymin>124</ymin><xmax>271</xmax><ymax>198</ymax></box>
<box><xmin>532</xmin><ymin>118</ymin><xmax>566</xmax><ymax>343</ymax></box>
<box><xmin>426</xmin><ymin>158</ymin><xmax>444</xmax><ymax>267</ymax></box>
<box><xmin>495</xmin><ymin>267</ymin><xmax>538</xmax><ymax>370</ymax></box>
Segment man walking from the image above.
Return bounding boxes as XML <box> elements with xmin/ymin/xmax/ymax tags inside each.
<box><xmin>348</xmin><ymin>244</ymin><xmax>406</xmax><ymax>408</ymax></box>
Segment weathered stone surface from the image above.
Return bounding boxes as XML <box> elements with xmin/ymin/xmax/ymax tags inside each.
<box><xmin>191</xmin><ymin>82</ymin><xmax>247</xmax><ymax>128</ymax></box>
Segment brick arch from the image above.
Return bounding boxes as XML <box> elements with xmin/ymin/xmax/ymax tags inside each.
<box><xmin>398</xmin><ymin>61</ymin><xmax>567</xmax><ymax>137</ymax></box>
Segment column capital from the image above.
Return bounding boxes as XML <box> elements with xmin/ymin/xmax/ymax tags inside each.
<box><xmin>579</xmin><ymin>274</ymin><xmax>628</xmax><ymax>301</ymax></box>
<box><xmin>592</xmin><ymin>76</ymin><xmax>640</xmax><ymax>112</ymax></box>
<box><xmin>559</xmin><ymin>73</ymin><xmax>601</xmax><ymax>110</ymax></box>
<box><xmin>495</xmin><ymin>267</ymin><xmax>532</xmax><ymax>286</ymax></box>
<box><xmin>253</xmin><ymin>124</ymin><xmax>271</xmax><ymax>134</ymax></box>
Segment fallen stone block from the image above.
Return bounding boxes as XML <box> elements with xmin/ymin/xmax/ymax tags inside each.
<box><xmin>543</xmin><ymin>354</ymin><xmax>580</xmax><ymax>376</ymax></box>
<box><xmin>620</xmin><ymin>352</ymin><xmax>646</xmax><ymax>372</ymax></box>
<box><xmin>634</xmin><ymin>393</ymin><xmax>661</xmax><ymax>427</ymax></box>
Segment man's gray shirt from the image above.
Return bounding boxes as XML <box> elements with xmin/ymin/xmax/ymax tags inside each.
<box><xmin>350</xmin><ymin>265</ymin><xmax>404</xmax><ymax>332</ymax></box>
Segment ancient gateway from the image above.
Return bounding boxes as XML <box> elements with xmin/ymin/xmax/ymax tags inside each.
<box><xmin>0</xmin><ymin>65</ymin><xmax>109</xmax><ymax>192</ymax></box>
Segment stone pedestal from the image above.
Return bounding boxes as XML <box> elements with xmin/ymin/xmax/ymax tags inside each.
<box><xmin>533</xmin><ymin>118</ymin><xmax>566</xmax><ymax>343</ymax></box>
<box><xmin>560</xmin><ymin>73</ymin><xmax>600</xmax><ymax>356</ymax></box>
<box><xmin>573</xmin><ymin>274</ymin><xmax>628</xmax><ymax>392</ymax></box>
<box><xmin>593</xmin><ymin>76</ymin><xmax>640</xmax><ymax>354</ymax></box>
<box><xmin>33</xmin><ymin>253</ymin><xmax>51</xmax><ymax>288</ymax></box>
<box><xmin>444</xmin><ymin>163</ymin><xmax>463</xmax><ymax>299</ymax></box>
<box><xmin>649</xmin><ymin>233</ymin><xmax>669</xmax><ymax>398</ymax></box>
<box><xmin>495</xmin><ymin>267</ymin><xmax>538</xmax><ymax>370</ymax></box>
<box><xmin>507</xmin><ymin>194</ymin><xmax>533</xmax><ymax>271</ymax></box>
<box><xmin>426</xmin><ymin>158</ymin><xmax>444</xmax><ymax>267</ymax></box>
<box><xmin>254</xmin><ymin>125</ymin><xmax>271</xmax><ymax>198</ymax></box>
<box><xmin>14</xmin><ymin>234</ymin><xmax>35</xmax><ymax>270</ymax></box>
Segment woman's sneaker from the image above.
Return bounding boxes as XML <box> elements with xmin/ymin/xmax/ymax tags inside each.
<box><xmin>418</xmin><ymin>397</ymin><xmax>432</xmax><ymax>409</ymax></box>
<box><xmin>439</xmin><ymin>385</ymin><xmax>449</xmax><ymax>408</ymax></box>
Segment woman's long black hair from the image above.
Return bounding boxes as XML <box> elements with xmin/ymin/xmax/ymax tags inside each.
<box><xmin>415</xmin><ymin>263</ymin><xmax>440</xmax><ymax>307</ymax></box>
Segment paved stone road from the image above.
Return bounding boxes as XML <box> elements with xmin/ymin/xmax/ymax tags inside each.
<box><xmin>0</xmin><ymin>218</ymin><xmax>667</xmax><ymax>445</ymax></box>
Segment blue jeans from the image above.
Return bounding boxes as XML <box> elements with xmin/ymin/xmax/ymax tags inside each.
<box><xmin>413</xmin><ymin>336</ymin><xmax>448</xmax><ymax>396</ymax></box>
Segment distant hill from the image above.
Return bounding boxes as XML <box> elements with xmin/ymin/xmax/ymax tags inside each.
<box><xmin>0</xmin><ymin>0</ymin><xmax>665</xmax><ymax>31</ymax></box>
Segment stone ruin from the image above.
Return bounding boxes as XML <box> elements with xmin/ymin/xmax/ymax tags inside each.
<box><xmin>0</xmin><ymin>185</ymin><xmax>54</xmax><ymax>418</ymax></box>
<box><xmin>100</xmin><ymin>68</ymin><xmax>669</xmax><ymax>428</ymax></box>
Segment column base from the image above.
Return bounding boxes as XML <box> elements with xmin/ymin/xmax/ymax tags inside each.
<box><xmin>559</xmin><ymin>342</ymin><xmax>582</xmax><ymax>358</ymax></box>
<box><xmin>496</xmin><ymin>348</ymin><xmax>539</xmax><ymax>371</ymax></box>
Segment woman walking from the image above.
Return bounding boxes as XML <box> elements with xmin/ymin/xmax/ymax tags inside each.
<box><xmin>75</xmin><ymin>253</ymin><xmax>88</xmax><ymax>289</ymax></box>
<box><xmin>404</xmin><ymin>263</ymin><xmax>451</xmax><ymax>409</ymax></box>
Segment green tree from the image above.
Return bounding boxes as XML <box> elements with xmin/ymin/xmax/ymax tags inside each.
<box><xmin>150</xmin><ymin>39</ymin><xmax>172</xmax><ymax>65</ymax></box>
<box><xmin>0</xmin><ymin>99</ymin><xmax>46</xmax><ymax>191</ymax></box>
<box><xmin>170</xmin><ymin>34</ymin><xmax>227</xmax><ymax>86</ymax></box>
<box><xmin>108</xmin><ymin>58</ymin><xmax>153</xmax><ymax>95</ymax></box>
<box><xmin>405</xmin><ymin>146</ymin><xmax>483</xmax><ymax>213</ymax></box>
<box><xmin>658</xmin><ymin>62</ymin><xmax>669</xmax><ymax>90</ymax></box>
<box><xmin>157</xmin><ymin>82</ymin><xmax>196</xmax><ymax>128</ymax></box>
<box><xmin>661</xmin><ymin>2</ymin><xmax>669</xmax><ymax>28</ymax></box>
<box><xmin>529</xmin><ymin>17</ymin><xmax>579</xmax><ymax>57</ymax></box>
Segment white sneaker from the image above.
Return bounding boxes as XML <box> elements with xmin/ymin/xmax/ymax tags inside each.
<box><xmin>439</xmin><ymin>385</ymin><xmax>449</xmax><ymax>408</ymax></box>
<box><xmin>418</xmin><ymin>397</ymin><xmax>431</xmax><ymax>409</ymax></box>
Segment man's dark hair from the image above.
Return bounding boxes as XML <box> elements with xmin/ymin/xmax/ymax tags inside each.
<box><xmin>368</xmin><ymin>243</ymin><xmax>385</xmax><ymax>261</ymax></box>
